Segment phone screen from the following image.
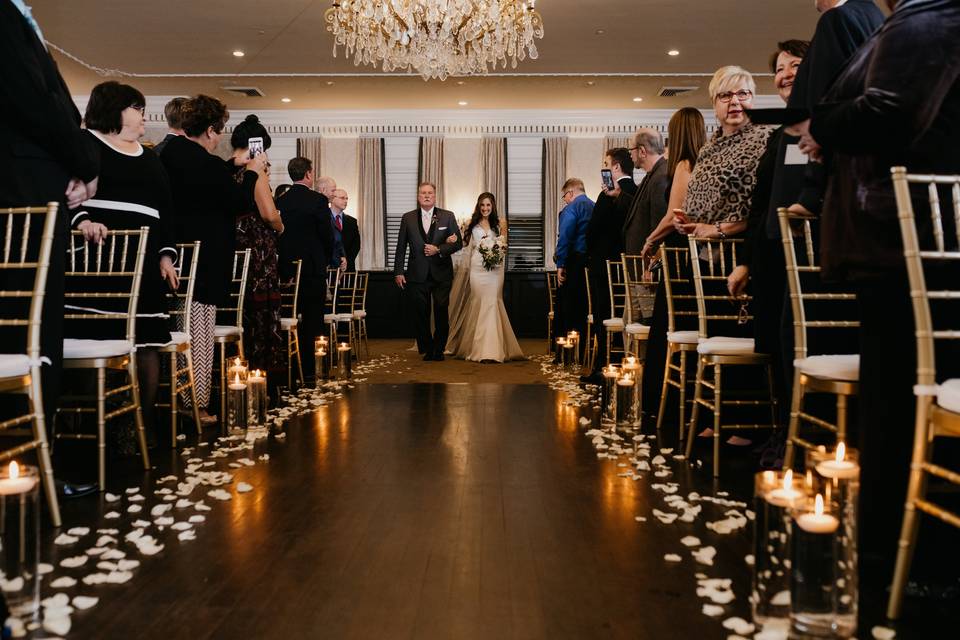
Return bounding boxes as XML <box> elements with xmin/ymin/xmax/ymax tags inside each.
<box><xmin>248</xmin><ymin>137</ymin><xmax>264</xmax><ymax>159</ymax></box>
<box><xmin>601</xmin><ymin>169</ymin><xmax>614</xmax><ymax>190</ymax></box>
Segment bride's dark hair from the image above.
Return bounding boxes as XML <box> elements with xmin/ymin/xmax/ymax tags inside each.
<box><xmin>464</xmin><ymin>192</ymin><xmax>500</xmax><ymax>245</ymax></box>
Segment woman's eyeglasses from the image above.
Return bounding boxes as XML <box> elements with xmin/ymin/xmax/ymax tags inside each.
<box><xmin>716</xmin><ymin>90</ymin><xmax>753</xmax><ymax>104</ymax></box>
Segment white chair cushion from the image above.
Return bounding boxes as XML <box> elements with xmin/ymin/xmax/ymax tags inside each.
<box><xmin>697</xmin><ymin>337</ymin><xmax>756</xmax><ymax>355</ymax></box>
<box><xmin>0</xmin><ymin>354</ymin><xmax>30</xmax><ymax>378</ymax></box>
<box><xmin>323</xmin><ymin>313</ymin><xmax>337</xmax><ymax>323</ymax></box>
<box><xmin>336</xmin><ymin>313</ymin><xmax>354</xmax><ymax>322</ymax></box>
<box><xmin>937</xmin><ymin>379</ymin><xmax>960</xmax><ymax>414</ymax></box>
<box><xmin>353</xmin><ymin>310</ymin><xmax>367</xmax><ymax>319</ymax></box>
<box><xmin>666</xmin><ymin>330</ymin><xmax>699</xmax><ymax>345</ymax></box>
<box><xmin>625</xmin><ymin>323</ymin><xmax>651</xmax><ymax>336</ymax></box>
<box><xmin>794</xmin><ymin>355</ymin><xmax>859</xmax><ymax>382</ymax></box>
<box><xmin>168</xmin><ymin>331</ymin><xmax>190</xmax><ymax>345</ymax></box>
<box><xmin>280</xmin><ymin>317</ymin><xmax>297</xmax><ymax>330</ymax></box>
<box><xmin>214</xmin><ymin>325</ymin><xmax>241</xmax><ymax>338</ymax></box>
<box><xmin>603</xmin><ymin>318</ymin><xmax>625</xmax><ymax>330</ymax></box>
<box><xmin>64</xmin><ymin>339</ymin><xmax>133</xmax><ymax>359</ymax></box>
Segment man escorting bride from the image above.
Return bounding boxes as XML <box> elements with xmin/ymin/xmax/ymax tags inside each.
<box><xmin>446</xmin><ymin>193</ymin><xmax>524</xmax><ymax>363</ymax></box>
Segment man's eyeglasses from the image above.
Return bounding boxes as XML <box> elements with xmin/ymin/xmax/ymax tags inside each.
<box><xmin>561</xmin><ymin>190</ymin><xmax>575</xmax><ymax>197</ymax></box>
<box><xmin>716</xmin><ymin>90</ymin><xmax>753</xmax><ymax>103</ymax></box>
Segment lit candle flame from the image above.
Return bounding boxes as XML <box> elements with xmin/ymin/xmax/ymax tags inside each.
<box><xmin>234</xmin><ymin>372</ymin><xmax>241</xmax><ymax>385</ymax></box>
<box><xmin>835</xmin><ymin>441</ymin><xmax>846</xmax><ymax>463</ymax></box>
<box><xmin>814</xmin><ymin>493</ymin><xmax>825</xmax><ymax>516</ymax></box>
<box><xmin>782</xmin><ymin>468</ymin><xmax>793</xmax><ymax>491</ymax></box>
<box><xmin>9</xmin><ymin>461</ymin><xmax>18</xmax><ymax>480</ymax></box>
<box><xmin>234</xmin><ymin>357</ymin><xmax>241</xmax><ymax>367</ymax></box>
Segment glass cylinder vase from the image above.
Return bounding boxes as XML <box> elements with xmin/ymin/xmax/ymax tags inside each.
<box><xmin>601</xmin><ymin>365</ymin><xmax>620</xmax><ymax>425</ymax></box>
<box><xmin>0</xmin><ymin>463</ymin><xmax>40</xmax><ymax>618</ymax></box>
<box><xmin>615</xmin><ymin>373</ymin><xmax>635</xmax><ymax>427</ymax></box>
<box><xmin>337</xmin><ymin>343</ymin><xmax>352</xmax><ymax>380</ymax></box>
<box><xmin>621</xmin><ymin>355</ymin><xmax>642</xmax><ymax>426</ymax></box>
<box><xmin>566</xmin><ymin>331</ymin><xmax>580</xmax><ymax>368</ymax></box>
<box><xmin>226</xmin><ymin>376</ymin><xmax>247</xmax><ymax>437</ymax></box>
<box><xmin>247</xmin><ymin>370</ymin><xmax>268</xmax><ymax>429</ymax></box>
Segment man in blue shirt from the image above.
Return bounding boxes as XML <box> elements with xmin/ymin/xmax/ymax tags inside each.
<box><xmin>554</xmin><ymin>178</ymin><xmax>594</xmax><ymax>364</ymax></box>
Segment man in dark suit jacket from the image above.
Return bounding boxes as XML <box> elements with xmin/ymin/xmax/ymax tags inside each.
<box><xmin>585</xmin><ymin>147</ymin><xmax>638</xmax><ymax>379</ymax></box>
<box><xmin>393</xmin><ymin>182</ymin><xmax>463</xmax><ymax>360</ymax></box>
<box><xmin>623</xmin><ymin>129</ymin><xmax>669</xmax><ymax>255</ymax></box>
<box><xmin>153</xmin><ymin>97</ymin><xmax>187</xmax><ymax>156</ymax></box>
<box><xmin>277</xmin><ymin>157</ymin><xmax>334</xmax><ymax>381</ymax></box>
<box><xmin>329</xmin><ymin>189</ymin><xmax>361</xmax><ymax>271</ymax></box>
<box><xmin>0</xmin><ymin>0</ymin><xmax>101</xmax><ymax>434</ymax></box>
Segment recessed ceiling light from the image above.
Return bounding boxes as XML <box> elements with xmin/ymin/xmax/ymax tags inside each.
<box><xmin>232</xmin><ymin>50</ymin><xmax>245</xmax><ymax>57</ymax></box>
<box><xmin>456</xmin><ymin>80</ymin><xmax>465</xmax><ymax>86</ymax></box>
<box><xmin>586</xmin><ymin>81</ymin><xmax>596</xmax><ymax>87</ymax></box>
<box><xmin>458</xmin><ymin>100</ymin><xmax>468</xmax><ymax>106</ymax></box>
<box><xmin>595</xmin><ymin>29</ymin><xmax>605</xmax><ymax>35</ymax></box>
<box><xmin>281</xmin><ymin>97</ymin><xmax>292</xmax><ymax>103</ymax></box>
<box><xmin>326</xmin><ymin>81</ymin><xmax>335</xmax><ymax>86</ymax></box>
<box><xmin>632</xmin><ymin>97</ymin><xmax>643</xmax><ymax>103</ymax></box>
<box><xmin>667</xmin><ymin>49</ymin><xmax>680</xmax><ymax>56</ymax></box>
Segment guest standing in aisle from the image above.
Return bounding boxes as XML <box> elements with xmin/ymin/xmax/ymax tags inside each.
<box><xmin>330</xmin><ymin>189</ymin><xmax>361</xmax><ymax>271</ymax></box>
<box><xmin>153</xmin><ymin>97</ymin><xmax>187</xmax><ymax>157</ymax></box>
<box><xmin>554</xmin><ymin>179</ymin><xmax>594</xmax><ymax>364</ymax></box>
<box><xmin>159</xmin><ymin>96</ymin><xmax>265</xmax><ymax>424</ymax></box>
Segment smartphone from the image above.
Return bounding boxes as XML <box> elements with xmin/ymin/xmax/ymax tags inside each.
<box><xmin>248</xmin><ymin>136</ymin><xmax>264</xmax><ymax>159</ymax></box>
<box><xmin>601</xmin><ymin>168</ymin><xmax>614</xmax><ymax>191</ymax></box>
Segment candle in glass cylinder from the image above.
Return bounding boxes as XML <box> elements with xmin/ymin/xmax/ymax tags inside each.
<box><xmin>563</xmin><ymin>340</ymin><xmax>576</xmax><ymax>372</ymax></box>
<box><xmin>601</xmin><ymin>365</ymin><xmax>620</xmax><ymax>424</ymax></box>
<box><xmin>226</xmin><ymin>372</ymin><xmax>247</xmax><ymax>436</ymax></box>
<box><xmin>247</xmin><ymin>369</ymin><xmax>268</xmax><ymax>429</ymax></box>
<box><xmin>314</xmin><ymin>338</ymin><xmax>330</xmax><ymax>384</ymax></box>
<box><xmin>227</xmin><ymin>357</ymin><xmax>248</xmax><ymax>383</ymax></box>
<box><xmin>615</xmin><ymin>372</ymin><xmax>635</xmax><ymax>426</ymax></box>
<box><xmin>621</xmin><ymin>355</ymin><xmax>642</xmax><ymax>426</ymax></box>
<box><xmin>337</xmin><ymin>342</ymin><xmax>352</xmax><ymax>380</ymax></box>
<box><xmin>0</xmin><ymin>462</ymin><xmax>40</xmax><ymax>617</ymax></box>
<box><xmin>556</xmin><ymin>337</ymin><xmax>568</xmax><ymax>367</ymax></box>
<box><xmin>815</xmin><ymin>442</ymin><xmax>859</xmax><ymax>480</ymax></box>
<box><xmin>566</xmin><ymin>331</ymin><xmax>580</xmax><ymax>366</ymax></box>
<box><xmin>554</xmin><ymin>336</ymin><xmax>566</xmax><ymax>362</ymax></box>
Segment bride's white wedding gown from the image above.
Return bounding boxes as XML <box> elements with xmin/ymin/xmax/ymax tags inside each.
<box><xmin>446</xmin><ymin>226</ymin><xmax>524</xmax><ymax>362</ymax></box>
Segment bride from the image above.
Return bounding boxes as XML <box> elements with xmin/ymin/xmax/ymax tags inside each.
<box><xmin>446</xmin><ymin>193</ymin><xmax>524</xmax><ymax>362</ymax></box>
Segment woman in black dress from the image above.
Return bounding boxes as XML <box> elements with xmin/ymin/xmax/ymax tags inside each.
<box><xmin>159</xmin><ymin>95</ymin><xmax>266</xmax><ymax>424</ymax></box>
<box><xmin>227</xmin><ymin>115</ymin><xmax>285</xmax><ymax>391</ymax></box>
<box><xmin>72</xmin><ymin>81</ymin><xmax>178</xmax><ymax>446</ymax></box>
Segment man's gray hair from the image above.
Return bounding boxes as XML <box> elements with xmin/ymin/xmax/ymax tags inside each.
<box><xmin>634</xmin><ymin>128</ymin><xmax>665</xmax><ymax>155</ymax></box>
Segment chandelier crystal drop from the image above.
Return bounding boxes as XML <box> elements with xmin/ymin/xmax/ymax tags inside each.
<box><xmin>324</xmin><ymin>0</ymin><xmax>545</xmax><ymax>81</ymax></box>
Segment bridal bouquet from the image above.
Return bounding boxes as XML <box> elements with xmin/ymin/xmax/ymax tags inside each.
<box><xmin>478</xmin><ymin>235</ymin><xmax>507</xmax><ymax>271</ymax></box>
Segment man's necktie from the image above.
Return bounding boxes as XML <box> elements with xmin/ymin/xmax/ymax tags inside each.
<box><xmin>335</xmin><ymin>215</ymin><xmax>343</xmax><ymax>232</ymax></box>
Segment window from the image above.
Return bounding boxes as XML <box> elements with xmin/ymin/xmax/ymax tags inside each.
<box><xmin>383</xmin><ymin>137</ymin><xmax>420</xmax><ymax>271</ymax></box>
<box><xmin>506</xmin><ymin>137</ymin><xmax>544</xmax><ymax>271</ymax></box>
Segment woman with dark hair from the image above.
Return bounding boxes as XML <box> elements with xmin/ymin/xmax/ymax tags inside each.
<box><xmin>445</xmin><ymin>193</ymin><xmax>522</xmax><ymax>362</ymax></box>
<box><xmin>637</xmin><ymin>107</ymin><xmax>708</xmax><ymax>429</ymax></box>
<box><xmin>159</xmin><ymin>95</ymin><xmax>266</xmax><ymax>424</ymax></box>
<box><xmin>71</xmin><ymin>80</ymin><xmax>178</xmax><ymax>447</ymax></box>
<box><xmin>228</xmin><ymin>115</ymin><xmax>285</xmax><ymax>390</ymax></box>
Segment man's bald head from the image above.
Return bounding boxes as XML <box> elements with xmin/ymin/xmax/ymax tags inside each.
<box><xmin>316</xmin><ymin>176</ymin><xmax>337</xmax><ymax>198</ymax></box>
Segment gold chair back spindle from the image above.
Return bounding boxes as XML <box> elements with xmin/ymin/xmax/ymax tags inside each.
<box><xmin>621</xmin><ymin>253</ymin><xmax>658</xmax><ymax>357</ymax></box>
<box><xmin>280</xmin><ymin>260</ymin><xmax>304</xmax><ymax>389</ymax></box>
<box><xmin>603</xmin><ymin>259</ymin><xmax>628</xmax><ymax>365</ymax></box>
<box><xmin>214</xmin><ymin>249</ymin><xmax>251</xmax><ymax>422</ymax></box>
<box><xmin>655</xmin><ymin>245</ymin><xmax>699</xmax><ymax>437</ymax></box>
<box><xmin>546</xmin><ymin>271</ymin><xmax>558</xmax><ymax>355</ymax></box>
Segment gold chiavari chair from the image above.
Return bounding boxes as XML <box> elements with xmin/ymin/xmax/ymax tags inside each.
<box><xmin>323</xmin><ymin>267</ymin><xmax>341</xmax><ymax>347</ymax></box>
<box><xmin>0</xmin><ymin>203</ymin><xmax>61</xmax><ymax>525</ymax></box>
<box><xmin>683</xmin><ymin>236</ymin><xmax>778</xmax><ymax>477</ymax></box>
<box><xmin>603</xmin><ymin>259</ymin><xmax>628</xmax><ymax>366</ymax></box>
<box><xmin>778</xmin><ymin>209</ymin><xmax>860</xmax><ymax>468</ymax></box>
<box><xmin>157</xmin><ymin>242</ymin><xmax>202</xmax><ymax>445</ymax></box>
<box><xmin>333</xmin><ymin>272</ymin><xmax>359</xmax><ymax>355</ymax></box>
<box><xmin>280</xmin><ymin>260</ymin><xmax>304</xmax><ymax>390</ymax></box>
<box><xmin>546</xmin><ymin>271</ymin><xmax>558</xmax><ymax>354</ymax></box>
<box><xmin>352</xmin><ymin>272</ymin><xmax>369</xmax><ymax>360</ymax></box>
<box><xmin>655</xmin><ymin>245</ymin><xmax>700</xmax><ymax>438</ymax></box>
<box><xmin>214</xmin><ymin>249</ymin><xmax>251</xmax><ymax>421</ymax></box>
<box><xmin>58</xmin><ymin>228</ymin><xmax>151</xmax><ymax>490</ymax></box>
<box><xmin>888</xmin><ymin>167</ymin><xmax>960</xmax><ymax>619</ymax></box>
<box><xmin>622</xmin><ymin>253</ymin><xmax>657</xmax><ymax>356</ymax></box>
<box><xmin>583</xmin><ymin>267</ymin><xmax>597</xmax><ymax>372</ymax></box>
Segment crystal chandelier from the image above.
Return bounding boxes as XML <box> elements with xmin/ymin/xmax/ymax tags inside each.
<box><xmin>324</xmin><ymin>0</ymin><xmax>545</xmax><ymax>81</ymax></box>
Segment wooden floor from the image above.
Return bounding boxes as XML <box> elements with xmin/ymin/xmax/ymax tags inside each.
<box><xmin>39</xmin><ymin>376</ymin><xmax>945</xmax><ymax>639</ymax></box>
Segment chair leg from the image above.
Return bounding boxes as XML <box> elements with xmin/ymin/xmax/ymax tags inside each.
<box><xmin>286</xmin><ymin>330</ymin><xmax>293</xmax><ymax>390</ymax></box>
<box><xmin>361</xmin><ymin>319</ymin><xmax>369</xmax><ymax>360</ymax></box>
<box><xmin>678</xmin><ymin>350</ymin><xmax>689</xmax><ymax>443</ymax></box>
<box><xmin>684</xmin><ymin>357</ymin><xmax>704</xmax><ymax>459</ymax></box>
<box><xmin>604</xmin><ymin>330</ymin><xmax>612</xmax><ymax>367</ymax></box>
<box><xmin>169</xmin><ymin>351</ymin><xmax>179</xmax><ymax>448</ymax></box>
<box><xmin>128</xmin><ymin>357</ymin><xmax>151</xmax><ymax>470</ymax></box>
<box><xmin>655</xmin><ymin>345</ymin><xmax>674</xmax><ymax>432</ymax></box>
<box><xmin>237</xmin><ymin>336</ymin><xmax>245</xmax><ymax>360</ymax></box>
<box><xmin>219</xmin><ymin>342</ymin><xmax>227</xmax><ymax>427</ymax></box>
<box><xmin>712</xmin><ymin>363</ymin><xmax>722</xmax><ymax>478</ymax></box>
<box><xmin>185</xmin><ymin>348</ymin><xmax>202</xmax><ymax>434</ymax></box>
<box><xmin>887</xmin><ymin>401</ymin><xmax>932</xmax><ymax>620</ymax></box>
<box><xmin>836</xmin><ymin>393</ymin><xmax>848</xmax><ymax>443</ymax></box>
<box><xmin>30</xmin><ymin>374</ymin><xmax>61</xmax><ymax>527</ymax></box>
<box><xmin>765</xmin><ymin>364</ymin><xmax>779</xmax><ymax>430</ymax></box>
<box><xmin>783</xmin><ymin>377</ymin><xmax>805</xmax><ymax>469</ymax></box>
<box><xmin>96</xmin><ymin>367</ymin><xmax>107</xmax><ymax>490</ymax></box>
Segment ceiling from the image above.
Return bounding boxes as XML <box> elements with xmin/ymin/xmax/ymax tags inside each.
<box><xmin>33</xmin><ymin>0</ymin><xmax>837</xmax><ymax>110</ymax></box>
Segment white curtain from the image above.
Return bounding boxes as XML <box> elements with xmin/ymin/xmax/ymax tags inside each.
<box><xmin>357</xmin><ymin>137</ymin><xmax>384</xmax><ymax>270</ymax></box>
<box><xmin>602</xmin><ymin>134</ymin><xmax>633</xmax><ymax>159</ymax></box>
<box><xmin>480</xmin><ymin>137</ymin><xmax>508</xmax><ymax>224</ymax></box>
<box><xmin>419</xmin><ymin>136</ymin><xmax>444</xmax><ymax>200</ymax></box>
<box><xmin>542</xmin><ymin>137</ymin><xmax>567</xmax><ymax>270</ymax></box>
<box><xmin>296</xmin><ymin>137</ymin><xmax>322</xmax><ymax>177</ymax></box>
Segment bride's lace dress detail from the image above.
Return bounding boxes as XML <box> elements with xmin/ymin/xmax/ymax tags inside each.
<box><xmin>446</xmin><ymin>226</ymin><xmax>524</xmax><ymax>362</ymax></box>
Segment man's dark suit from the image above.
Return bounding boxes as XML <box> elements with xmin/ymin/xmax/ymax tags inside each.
<box><xmin>340</xmin><ymin>213</ymin><xmax>361</xmax><ymax>271</ymax></box>
<box><xmin>623</xmin><ymin>157</ymin><xmax>669</xmax><ymax>255</ymax></box>
<box><xmin>0</xmin><ymin>0</ymin><xmax>100</xmax><ymax>419</ymax></box>
<box><xmin>393</xmin><ymin>208</ymin><xmax>463</xmax><ymax>357</ymax></box>
<box><xmin>277</xmin><ymin>184</ymin><xmax>334</xmax><ymax>380</ymax></box>
<box><xmin>586</xmin><ymin>176</ymin><xmax>637</xmax><ymax>371</ymax></box>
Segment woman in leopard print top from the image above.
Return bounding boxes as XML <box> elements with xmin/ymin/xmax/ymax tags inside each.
<box><xmin>676</xmin><ymin>66</ymin><xmax>774</xmax><ymax>238</ymax></box>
